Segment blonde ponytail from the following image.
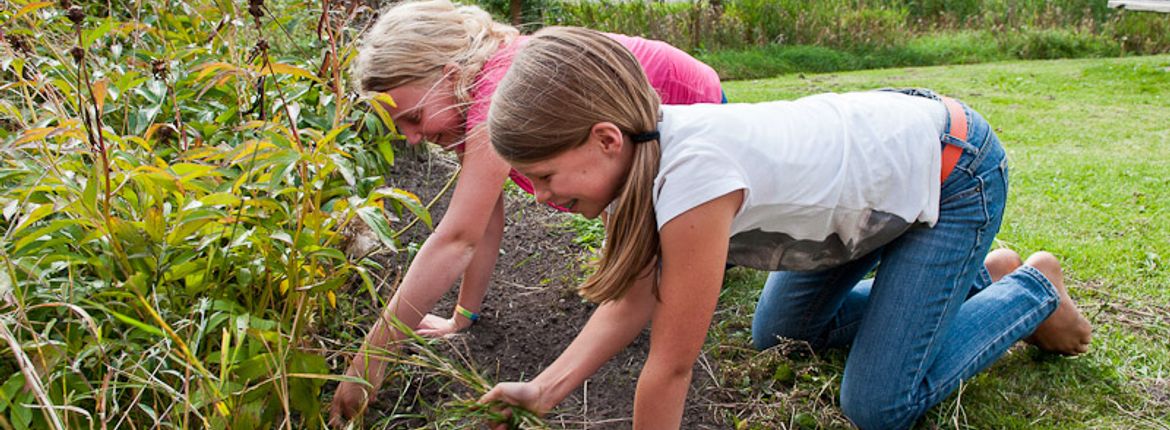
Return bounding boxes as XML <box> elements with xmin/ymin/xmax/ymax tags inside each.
<box><xmin>489</xmin><ymin>27</ymin><xmax>662</xmax><ymax>303</ymax></box>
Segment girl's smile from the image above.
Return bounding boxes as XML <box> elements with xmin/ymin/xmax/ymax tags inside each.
<box><xmin>511</xmin><ymin>123</ymin><xmax>634</xmax><ymax>219</ymax></box>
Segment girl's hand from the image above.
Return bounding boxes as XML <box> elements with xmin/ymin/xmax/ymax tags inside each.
<box><xmin>416</xmin><ymin>312</ymin><xmax>468</xmax><ymax>337</ymax></box>
<box><xmin>478</xmin><ymin>382</ymin><xmax>546</xmax><ymax>429</ymax></box>
<box><xmin>328</xmin><ymin>379</ymin><xmax>369</xmax><ymax>428</ymax></box>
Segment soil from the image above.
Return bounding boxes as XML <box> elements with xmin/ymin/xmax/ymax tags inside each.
<box><xmin>342</xmin><ymin>147</ymin><xmax>728</xmax><ymax>428</ymax></box>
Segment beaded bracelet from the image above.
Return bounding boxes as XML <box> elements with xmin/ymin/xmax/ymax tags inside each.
<box><xmin>455</xmin><ymin>304</ymin><xmax>480</xmax><ymax>323</ymax></box>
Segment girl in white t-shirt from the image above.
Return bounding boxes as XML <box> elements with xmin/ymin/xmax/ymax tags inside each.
<box><xmin>478</xmin><ymin>27</ymin><xmax>1091</xmax><ymax>429</ymax></box>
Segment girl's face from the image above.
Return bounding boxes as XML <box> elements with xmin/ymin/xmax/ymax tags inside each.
<box><xmin>385</xmin><ymin>77</ymin><xmax>464</xmax><ymax>148</ymax></box>
<box><xmin>511</xmin><ymin>123</ymin><xmax>633</xmax><ymax>219</ymax></box>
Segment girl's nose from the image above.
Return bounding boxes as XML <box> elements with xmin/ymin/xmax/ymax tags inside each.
<box><xmin>534</xmin><ymin>187</ymin><xmax>552</xmax><ymax>205</ymax></box>
<box><xmin>403</xmin><ymin>131</ymin><xmax>421</xmax><ymax>145</ymax></box>
<box><xmin>398</xmin><ymin>125</ymin><xmax>421</xmax><ymax>144</ymax></box>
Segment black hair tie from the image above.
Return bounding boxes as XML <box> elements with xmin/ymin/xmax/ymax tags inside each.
<box><xmin>629</xmin><ymin>130</ymin><xmax>659</xmax><ymax>143</ymax></box>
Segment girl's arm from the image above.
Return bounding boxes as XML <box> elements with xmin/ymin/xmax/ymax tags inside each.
<box><xmin>333</xmin><ymin>127</ymin><xmax>511</xmax><ymax>419</ymax></box>
<box><xmin>362</xmin><ymin>126</ymin><xmax>510</xmax><ymax>349</ymax></box>
<box><xmin>480</xmin><ymin>259</ymin><xmax>658</xmax><ymax>415</ymax></box>
<box><xmin>633</xmin><ymin>190</ymin><xmax>741</xmax><ymax>428</ymax></box>
<box><xmin>479</xmin><ymin>191</ymin><xmax>741</xmax><ymax>425</ymax></box>
<box><xmin>417</xmin><ymin>194</ymin><xmax>505</xmax><ymax>335</ymax></box>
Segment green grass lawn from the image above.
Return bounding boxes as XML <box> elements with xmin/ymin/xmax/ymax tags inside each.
<box><xmin>709</xmin><ymin>54</ymin><xmax>1170</xmax><ymax>428</ymax></box>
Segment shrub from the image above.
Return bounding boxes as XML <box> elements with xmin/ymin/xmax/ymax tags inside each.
<box><xmin>0</xmin><ymin>1</ymin><xmax>427</xmax><ymax>427</ymax></box>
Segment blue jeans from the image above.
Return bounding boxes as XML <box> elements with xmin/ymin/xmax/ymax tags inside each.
<box><xmin>750</xmin><ymin>94</ymin><xmax>1060</xmax><ymax>429</ymax></box>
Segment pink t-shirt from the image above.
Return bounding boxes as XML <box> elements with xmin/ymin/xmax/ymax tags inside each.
<box><xmin>465</xmin><ymin>34</ymin><xmax>723</xmax><ymax>210</ymax></box>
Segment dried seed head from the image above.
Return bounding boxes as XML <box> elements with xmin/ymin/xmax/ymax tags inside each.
<box><xmin>157</xmin><ymin>124</ymin><xmax>177</xmax><ymax>141</ymax></box>
<box><xmin>69</xmin><ymin>46</ymin><xmax>84</xmax><ymax>62</ymax></box>
<box><xmin>150</xmin><ymin>58</ymin><xmax>168</xmax><ymax>79</ymax></box>
<box><xmin>66</xmin><ymin>5</ymin><xmax>85</xmax><ymax>25</ymax></box>
<box><xmin>58</xmin><ymin>0</ymin><xmax>72</xmax><ymax>9</ymax></box>
<box><xmin>248</xmin><ymin>0</ymin><xmax>264</xmax><ymax>19</ymax></box>
<box><xmin>4</xmin><ymin>33</ymin><xmax>32</xmax><ymax>55</ymax></box>
<box><xmin>245</xmin><ymin>39</ymin><xmax>269</xmax><ymax>63</ymax></box>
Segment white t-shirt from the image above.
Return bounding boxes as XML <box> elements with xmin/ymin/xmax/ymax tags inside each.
<box><xmin>654</xmin><ymin>91</ymin><xmax>948</xmax><ymax>271</ymax></box>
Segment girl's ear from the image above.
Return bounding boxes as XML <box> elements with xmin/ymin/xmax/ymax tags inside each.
<box><xmin>591</xmin><ymin>122</ymin><xmax>625</xmax><ymax>155</ymax></box>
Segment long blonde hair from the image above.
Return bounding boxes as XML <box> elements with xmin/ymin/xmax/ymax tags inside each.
<box><xmin>352</xmin><ymin>0</ymin><xmax>518</xmax><ymax>105</ymax></box>
<box><xmin>490</xmin><ymin>27</ymin><xmax>662</xmax><ymax>303</ymax></box>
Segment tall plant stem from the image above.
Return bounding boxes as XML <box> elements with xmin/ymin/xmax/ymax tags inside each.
<box><xmin>319</xmin><ymin>0</ymin><xmax>345</xmax><ymax>129</ymax></box>
<box><xmin>72</xmin><ymin>24</ymin><xmax>131</xmax><ymax>277</ymax></box>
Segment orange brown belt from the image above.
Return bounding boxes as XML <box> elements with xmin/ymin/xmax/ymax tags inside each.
<box><xmin>940</xmin><ymin>97</ymin><xmax>966</xmax><ymax>183</ymax></box>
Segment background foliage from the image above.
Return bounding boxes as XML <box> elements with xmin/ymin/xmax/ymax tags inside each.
<box><xmin>475</xmin><ymin>0</ymin><xmax>1170</xmax><ymax>79</ymax></box>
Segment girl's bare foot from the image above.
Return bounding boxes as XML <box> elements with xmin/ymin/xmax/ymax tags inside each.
<box><xmin>985</xmin><ymin>248</ymin><xmax>1022</xmax><ymax>282</ymax></box>
<box><xmin>1022</xmin><ymin>252</ymin><xmax>1092</xmax><ymax>355</ymax></box>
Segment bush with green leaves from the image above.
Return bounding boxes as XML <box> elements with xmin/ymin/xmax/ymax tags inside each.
<box><xmin>0</xmin><ymin>0</ymin><xmax>434</xmax><ymax>428</ymax></box>
<box><xmin>526</xmin><ymin>0</ymin><xmax>1169</xmax><ymax>80</ymax></box>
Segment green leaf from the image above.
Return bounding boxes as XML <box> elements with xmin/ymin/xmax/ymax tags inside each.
<box><xmin>172</xmin><ymin>163</ymin><xmax>222</xmax><ymax>181</ymax></box>
<box><xmin>0</xmin><ymin>99</ymin><xmax>23</xmax><ymax>124</ymax></box>
<box><xmin>199</xmin><ymin>192</ymin><xmax>242</xmax><ymax>207</ymax></box>
<box><xmin>12</xmin><ymin>203</ymin><xmax>54</xmax><ymax>236</ymax></box>
<box><xmin>317</xmin><ymin>123</ymin><xmax>350</xmax><ymax>147</ymax></box>
<box><xmin>82</xmin><ymin>18</ymin><xmax>117</xmax><ymax>49</ymax></box>
<box><xmin>270</xmin><ymin>231</ymin><xmax>293</xmax><ymax>245</ymax></box>
<box><xmin>0</xmin><ymin>373</ymin><xmax>26</xmax><ymax>414</ymax></box>
<box><xmin>12</xmin><ymin>396</ymin><xmax>31</xmax><ymax>430</ymax></box>
<box><xmin>82</xmin><ymin>174</ymin><xmax>98</xmax><ymax>214</ymax></box>
<box><xmin>288</xmin><ymin>352</ymin><xmax>328</xmax><ymax>427</ymax></box>
<box><xmin>367</xmin><ymin>93</ymin><xmax>398</xmax><ymax>136</ymax></box>
<box><xmin>234</xmin><ymin>352</ymin><xmax>274</xmax><ymax>383</ymax></box>
<box><xmin>261</xmin><ymin>63</ymin><xmax>322</xmax><ymax>84</ymax></box>
<box><xmin>124</xmin><ymin>271</ymin><xmax>151</xmax><ymax>296</ymax></box>
<box><xmin>83</xmin><ymin>300</ymin><xmax>164</xmax><ymax>337</ymax></box>
<box><xmin>329</xmin><ymin>154</ymin><xmax>355</xmax><ymax>186</ymax></box>
<box><xmin>370</xmin><ymin>188</ymin><xmax>431</xmax><ymax>229</ymax></box>
<box><xmin>355</xmin><ymin>266</ymin><xmax>377</xmax><ymax>303</ymax></box>
<box><xmin>356</xmin><ymin>206</ymin><xmax>398</xmax><ymax>251</ymax></box>
<box><xmin>114</xmin><ymin>70</ymin><xmax>146</xmax><ymax>93</ymax></box>
<box><xmin>144</xmin><ymin>207</ymin><xmax>165</xmax><ymax>242</ymax></box>
<box><xmin>166</xmin><ymin>216</ymin><xmax>215</xmax><ymax>246</ymax></box>
<box><xmin>164</xmin><ymin>259</ymin><xmax>204</xmax><ymax>283</ymax></box>
<box><xmin>376</xmin><ymin>140</ymin><xmax>395</xmax><ymax>166</ymax></box>
<box><xmin>305</xmin><ymin>247</ymin><xmax>347</xmax><ymax>262</ymax></box>
<box><xmin>12</xmin><ymin>218</ymin><xmax>84</xmax><ymax>253</ymax></box>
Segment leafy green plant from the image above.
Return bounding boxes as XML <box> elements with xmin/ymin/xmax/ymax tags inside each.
<box><xmin>0</xmin><ymin>0</ymin><xmax>433</xmax><ymax>428</ymax></box>
<box><xmin>561</xmin><ymin>214</ymin><xmax>604</xmax><ymax>251</ymax></box>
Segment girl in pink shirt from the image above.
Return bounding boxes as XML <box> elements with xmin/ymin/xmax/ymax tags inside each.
<box><xmin>330</xmin><ymin>0</ymin><xmax>722</xmax><ymax>423</ymax></box>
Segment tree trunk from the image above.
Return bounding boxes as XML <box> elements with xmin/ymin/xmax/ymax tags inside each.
<box><xmin>511</xmin><ymin>0</ymin><xmax>522</xmax><ymax>26</ymax></box>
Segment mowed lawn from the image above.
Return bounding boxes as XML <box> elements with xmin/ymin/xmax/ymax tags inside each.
<box><xmin>708</xmin><ymin>55</ymin><xmax>1170</xmax><ymax>428</ymax></box>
